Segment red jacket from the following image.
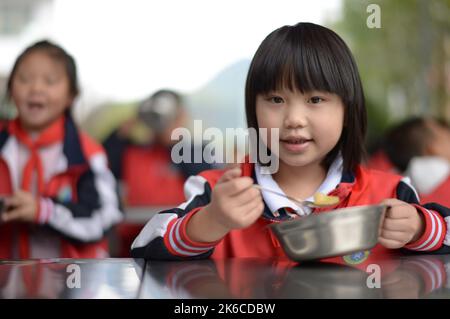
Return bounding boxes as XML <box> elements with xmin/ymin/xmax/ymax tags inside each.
<box><xmin>122</xmin><ymin>145</ymin><xmax>186</xmax><ymax>206</ymax></box>
<box><xmin>131</xmin><ymin>160</ymin><xmax>450</xmax><ymax>265</ymax></box>
<box><xmin>102</xmin><ymin>129</ymin><xmax>214</xmax><ymax>207</ymax></box>
<box><xmin>421</xmin><ymin>176</ymin><xmax>450</xmax><ymax>207</ymax></box>
<box><xmin>0</xmin><ymin>114</ymin><xmax>123</xmax><ymax>259</ymax></box>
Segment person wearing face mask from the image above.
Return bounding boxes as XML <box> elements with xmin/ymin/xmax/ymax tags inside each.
<box><xmin>384</xmin><ymin>117</ymin><xmax>450</xmax><ymax>206</ymax></box>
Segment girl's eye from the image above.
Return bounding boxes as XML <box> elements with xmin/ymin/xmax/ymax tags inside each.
<box><xmin>17</xmin><ymin>75</ymin><xmax>30</xmax><ymax>83</ymax></box>
<box><xmin>46</xmin><ymin>77</ymin><xmax>59</xmax><ymax>85</ymax></box>
<box><xmin>308</xmin><ymin>96</ymin><xmax>324</xmax><ymax>104</ymax></box>
<box><xmin>269</xmin><ymin>96</ymin><xmax>284</xmax><ymax>104</ymax></box>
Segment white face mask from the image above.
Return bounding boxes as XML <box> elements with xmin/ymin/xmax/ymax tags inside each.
<box><xmin>406</xmin><ymin>156</ymin><xmax>450</xmax><ymax>195</ymax></box>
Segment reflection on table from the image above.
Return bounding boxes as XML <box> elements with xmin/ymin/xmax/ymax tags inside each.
<box><xmin>1</xmin><ymin>255</ymin><xmax>449</xmax><ymax>299</ymax></box>
<box><xmin>140</xmin><ymin>255</ymin><xmax>450</xmax><ymax>299</ymax></box>
<box><xmin>0</xmin><ymin>259</ymin><xmax>144</xmax><ymax>299</ymax></box>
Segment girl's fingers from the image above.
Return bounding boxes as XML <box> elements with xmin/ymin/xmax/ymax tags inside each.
<box><xmin>378</xmin><ymin>236</ymin><xmax>404</xmax><ymax>249</ymax></box>
<box><xmin>382</xmin><ymin>218</ymin><xmax>410</xmax><ymax>232</ymax></box>
<box><xmin>386</xmin><ymin>207</ymin><xmax>413</xmax><ymax>219</ymax></box>
<box><xmin>239</xmin><ymin>201</ymin><xmax>265</xmax><ymax>225</ymax></box>
<box><xmin>224</xmin><ymin>197</ymin><xmax>263</xmax><ymax>228</ymax></box>
<box><xmin>380</xmin><ymin>229</ymin><xmax>410</xmax><ymax>243</ymax></box>
<box><xmin>381</xmin><ymin>199</ymin><xmax>415</xmax><ymax>219</ymax></box>
<box><xmin>217</xmin><ymin>167</ymin><xmax>242</xmax><ymax>184</ymax></box>
<box><xmin>380</xmin><ymin>198</ymin><xmax>403</xmax><ymax>207</ymax></box>
<box><xmin>243</xmin><ymin>202</ymin><xmax>265</xmax><ymax>223</ymax></box>
<box><xmin>229</xmin><ymin>186</ymin><xmax>261</xmax><ymax>207</ymax></box>
<box><xmin>238</xmin><ymin>196</ymin><xmax>264</xmax><ymax>216</ymax></box>
<box><xmin>4</xmin><ymin>196</ymin><xmax>21</xmax><ymax>210</ymax></box>
<box><xmin>1</xmin><ymin>208</ymin><xmax>25</xmax><ymax>223</ymax></box>
<box><xmin>15</xmin><ymin>189</ymin><xmax>28</xmax><ymax>197</ymax></box>
<box><xmin>5</xmin><ymin>190</ymin><xmax>31</xmax><ymax>208</ymax></box>
<box><xmin>219</xmin><ymin>177</ymin><xmax>254</xmax><ymax>197</ymax></box>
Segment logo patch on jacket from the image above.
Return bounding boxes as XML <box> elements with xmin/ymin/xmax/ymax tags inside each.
<box><xmin>57</xmin><ymin>185</ymin><xmax>73</xmax><ymax>202</ymax></box>
<box><xmin>343</xmin><ymin>250</ymin><xmax>370</xmax><ymax>265</ymax></box>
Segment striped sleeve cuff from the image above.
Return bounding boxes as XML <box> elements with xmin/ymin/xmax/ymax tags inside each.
<box><xmin>163</xmin><ymin>207</ymin><xmax>221</xmax><ymax>257</ymax></box>
<box><xmin>405</xmin><ymin>205</ymin><xmax>447</xmax><ymax>252</ymax></box>
<box><xmin>35</xmin><ymin>197</ymin><xmax>54</xmax><ymax>224</ymax></box>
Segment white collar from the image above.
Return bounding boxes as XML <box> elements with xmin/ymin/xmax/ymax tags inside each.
<box><xmin>255</xmin><ymin>155</ymin><xmax>343</xmax><ymax>216</ymax></box>
<box><xmin>405</xmin><ymin>156</ymin><xmax>450</xmax><ymax>195</ymax></box>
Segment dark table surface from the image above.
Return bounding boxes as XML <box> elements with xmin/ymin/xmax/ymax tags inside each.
<box><xmin>1</xmin><ymin>254</ymin><xmax>449</xmax><ymax>299</ymax></box>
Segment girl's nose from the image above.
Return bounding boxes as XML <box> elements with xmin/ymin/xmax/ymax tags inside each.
<box><xmin>30</xmin><ymin>80</ymin><xmax>45</xmax><ymax>93</ymax></box>
<box><xmin>283</xmin><ymin>104</ymin><xmax>308</xmax><ymax>129</ymax></box>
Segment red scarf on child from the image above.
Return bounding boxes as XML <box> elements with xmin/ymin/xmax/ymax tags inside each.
<box><xmin>8</xmin><ymin>117</ymin><xmax>65</xmax><ymax>193</ymax></box>
<box><xmin>7</xmin><ymin>116</ymin><xmax>65</xmax><ymax>259</ymax></box>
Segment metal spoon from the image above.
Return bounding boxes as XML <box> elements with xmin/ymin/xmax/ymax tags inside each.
<box><xmin>252</xmin><ymin>185</ymin><xmax>337</xmax><ymax>209</ymax></box>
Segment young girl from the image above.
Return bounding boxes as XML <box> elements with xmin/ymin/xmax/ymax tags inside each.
<box><xmin>0</xmin><ymin>40</ymin><xmax>123</xmax><ymax>259</ymax></box>
<box><xmin>131</xmin><ymin>23</ymin><xmax>450</xmax><ymax>264</ymax></box>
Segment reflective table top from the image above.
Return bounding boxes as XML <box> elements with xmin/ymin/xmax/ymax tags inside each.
<box><xmin>1</xmin><ymin>255</ymin><xmax>449</xmax><ymax>299</ymax></box>
<box><xmin>0</xmin><ymin>258</ymin><xmax>144</xmax><ymax>299</ymax></box>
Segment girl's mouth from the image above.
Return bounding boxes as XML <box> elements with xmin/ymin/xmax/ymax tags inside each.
<box><xmin>27</xmin><ymin>102</ymin><xmax>45</xmax><ymax>111</ymax></box>
<box><xmin>280</xmin><ymin>137</ymin><xmax>312</xmax><ymax>152</ymax></box>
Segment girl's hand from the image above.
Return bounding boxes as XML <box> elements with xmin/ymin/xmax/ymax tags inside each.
<box><xmin>378</xmin><ymin>198</ymin><xmax>425</xmax><ymax>249</ymax></box>
<box><xmin>187</xmin><ymin>167</ymin><xmax>265</xmax><ymax>242</ymax></box>
<box><xmin>1</xmin><ymin>190</ymin><xmax>38</xmax><ymax>223</ymax></box>
<box><xmin>209</xmin><ymin>167</ymin><xmax>265</xmax><ymax>230</ymax></box>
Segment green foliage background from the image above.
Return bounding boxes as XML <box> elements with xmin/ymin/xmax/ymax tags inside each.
<box><xmin>332</xmin><ymin>0</ymin><xmax>449</xmax><ymax>151</ymax></box>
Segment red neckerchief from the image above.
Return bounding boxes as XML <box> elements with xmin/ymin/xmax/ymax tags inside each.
<box><xmin>8</xmin><ymin>117</ymin><xmax>65</xmax><ymax>193</ymax></box>
<box><xmin>7</xmin><ymin>116</ymin><xmax>65</xmax><ymax>261</ymax></box>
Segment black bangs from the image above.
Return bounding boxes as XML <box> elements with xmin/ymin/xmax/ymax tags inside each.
<box><xmin>248</xmin><ymin>23</ymin><xmax>358</xmax><ymax>104</ymax></box>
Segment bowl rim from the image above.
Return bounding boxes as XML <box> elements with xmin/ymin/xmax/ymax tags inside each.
<box><xmin>269</xmin><ymin>204</ymin><xmax>387</xmax><ymax>233</ymax></box>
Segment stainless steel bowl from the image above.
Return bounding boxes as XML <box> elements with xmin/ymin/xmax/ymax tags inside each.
<box><xmin>270</xmin><ymin>204</ymin><xmax>387</xmax><ymax>262</ymax></box>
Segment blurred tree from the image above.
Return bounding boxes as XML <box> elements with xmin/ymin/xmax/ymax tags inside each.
<box><xmin>332</xmin><ymin>0</ymin><xmax>450</xmax><ymax>150</ymax></box>
<box><xmin>80</xmin><ymin>101</ymin><xmax>152</xmax><ymax>144</ymax></box>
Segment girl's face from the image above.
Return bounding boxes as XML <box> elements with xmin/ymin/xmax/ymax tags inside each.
<box><xmin>256</xmin><ymin>89</ymin><xmax>344</xmax><ymax>169</ymax></box>
<box><xmin>10</xmin><ymin>51</ymin><xmax>73</xmax><ymax>133</ymax></box>
<box><xmin>426</xmin><ymin>120</ymin><xmax>450</xmax><ymax>162</ymax></box>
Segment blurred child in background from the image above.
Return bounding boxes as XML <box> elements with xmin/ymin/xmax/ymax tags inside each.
<box><xmin>0</xmin><ymin>40</ymin><xmax>123</xmax><ymax>259</ymax></box>
<box><xmin>384</xmin><ymin>117</ymin><xmax>450</xmax><ymax>206</ymax></box>
<box><xmin>102</xmin><ymin>89</ymin><xmax>213</xmax><ymax>256</ymax></box>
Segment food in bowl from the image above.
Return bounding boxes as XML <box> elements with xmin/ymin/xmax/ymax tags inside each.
<box><xmin>313</xmin><ymin>192</ymin><xmax>339</xmax><ymax>206</ymax></box>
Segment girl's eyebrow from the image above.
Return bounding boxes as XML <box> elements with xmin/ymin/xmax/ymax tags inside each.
<box><xmin>305</xmin><ymin>90</ymin><xmax>335</xmax><ymax>97</ymax></box>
